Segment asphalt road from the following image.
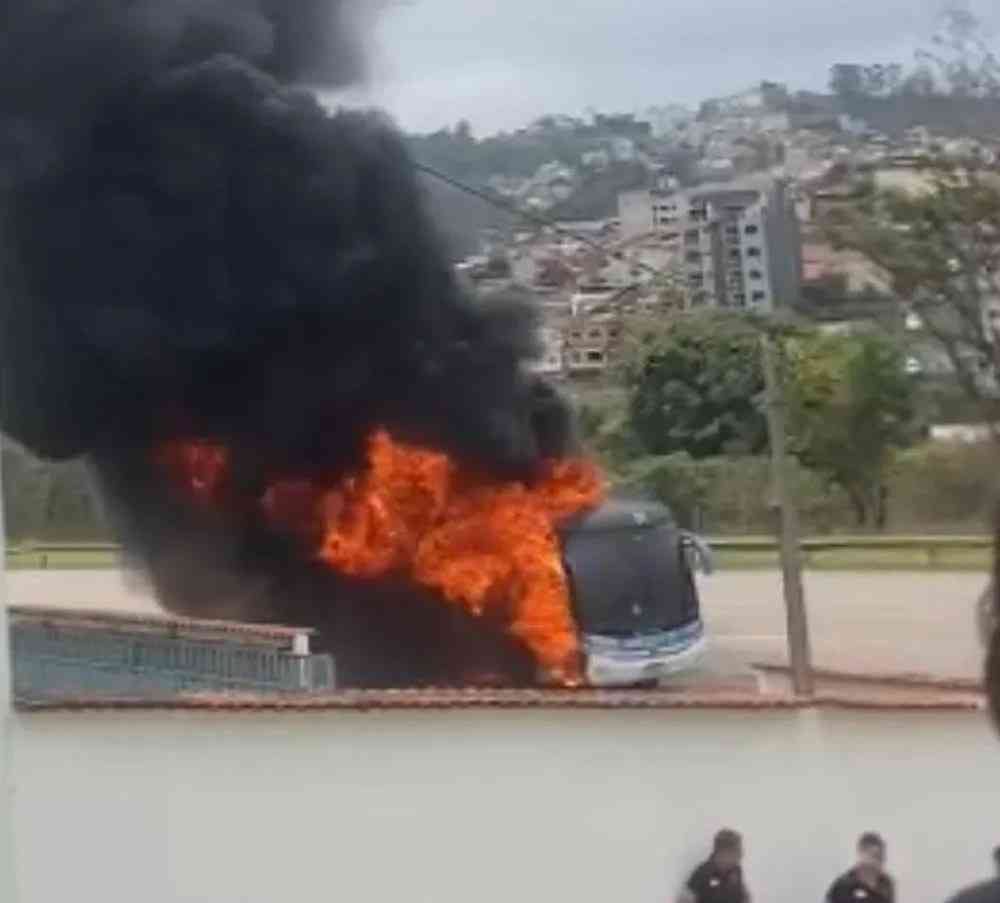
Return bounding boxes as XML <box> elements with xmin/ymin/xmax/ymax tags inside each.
<box><xmin>701</xmin><ymin>570</ymin><xmax>989</xmax><ymax>680</ymax></box>
<box><xmin>5</xmin><ymin>568</ymin><xmax>992</xmax><ymax>680</ymax></box>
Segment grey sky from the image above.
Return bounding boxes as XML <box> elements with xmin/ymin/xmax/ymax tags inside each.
<box><xmin>329</xmin><ymin>0</ymin><xmax>999</xmax><ymax>135</ymax></box>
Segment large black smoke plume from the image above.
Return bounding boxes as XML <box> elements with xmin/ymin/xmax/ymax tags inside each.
<box><xmin>0</xmin><ymin>0</ymin><xmax>577</xmax><ymax>686</ymax></box>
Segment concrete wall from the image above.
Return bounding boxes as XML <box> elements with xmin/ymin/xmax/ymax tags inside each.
<box><xmin>8</xmin><ymin>708</ymin><xmax>1000</xmax><ymax>903</ymax></box>
<box><xmin>619</xmin><ymin>189</ymin><xmax>655</xmax><ymax>238</ymax></box>
<box><xmin>764</xmin><ymin>180</ymin><xmax>803</xmax><ymax>308</ymax></box>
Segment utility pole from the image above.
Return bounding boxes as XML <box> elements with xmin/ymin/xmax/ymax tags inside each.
<box><xmin>0</xmin><ymin>441</ymin><xmax>18</xmax><ymax>900</ymax></box>
<box><xmin>760</xmin><ymin>330</ymin><xmax>814</xmax><ymax>697</ymax></box>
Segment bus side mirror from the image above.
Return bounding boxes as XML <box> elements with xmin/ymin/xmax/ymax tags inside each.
<box><xmin>680</xmin><ymin>531</ymin><xmax>714</xmax><ymax>577</ymax></box>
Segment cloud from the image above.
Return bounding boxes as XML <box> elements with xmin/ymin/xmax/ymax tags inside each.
<box><xmin>342</xmin><ymin>0</ymin><xmax>998</xmax><ymax>133</ymax></box>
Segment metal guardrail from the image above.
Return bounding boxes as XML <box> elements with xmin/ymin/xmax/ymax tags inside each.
<box><xmin>3</xmin><ymin>536</ymin><xmax>993</xmax><ymax>569</ymax></box>
<box><xmin>6</xmin><ymin>543</ymin><xmax>118</xmax><ymax>569</ymax></box>
<box><xmin>710</xmin><ymin>535</ymin><xmax>990</xmax><ymax>567</ymax></box>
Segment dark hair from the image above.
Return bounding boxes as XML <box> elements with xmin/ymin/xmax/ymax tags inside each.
<box><xmin>714</xmin><ymin>829</ymin><xmax>743</xmax><ymax>853</ymax></box>
<box><xmin>859</xmin><ymin>832</ymin><xmax>885</xmax><ymax>851</ymax></box>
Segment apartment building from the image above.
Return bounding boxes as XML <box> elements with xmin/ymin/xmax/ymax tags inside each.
<box><xmin>618</xmin><ymin>177</ymin><xmax>802</xmax><ymax>312</ymax></box>
<box><xmin>562</xmin><ymin>313</ymin><xmax>623</xmax><ymax>376</ymax></box>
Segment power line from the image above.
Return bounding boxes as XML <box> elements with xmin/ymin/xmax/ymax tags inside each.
<box><xmin>414</xmin><ymin>160</ymin><xmax>666</xmax><ymax>279</ymax></box>
<box><xmin>414</xmin><ymin>162</ymin><xmax>611</xmax><ymax>257</ymax></box>
<box><xmin>414</xmin><ymin>161</ymin><xmax>685</xmax><ymax>320</ymax></box>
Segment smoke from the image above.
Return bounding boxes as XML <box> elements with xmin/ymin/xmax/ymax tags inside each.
<box><xmin>0</xmin><ymin>0</ymin><xmax>578</xmax><ymax>686</ymax></box>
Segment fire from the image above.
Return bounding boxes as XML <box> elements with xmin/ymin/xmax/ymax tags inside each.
<box><xmin>317</xmin><ymin>431</ymin><xmax>604</xmax><ymax>682</ymax></box>
<box><xmin>157</xmin><ymin>429</ymin><xmax>604</xmax><ymax>684</ymax></box>
<box><xmin>156</xmin><ymin>439</ymin><xmax>229</xmax><ymax>504</ymax></box>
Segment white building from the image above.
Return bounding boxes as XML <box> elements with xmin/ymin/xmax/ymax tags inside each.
<box><xmin>581</xmin><ymin>149</ymin><xmax>611</xmax><ymax>169</ymax></box>
<box><xmin>618</xmin><ymin>178</ymin><xmax>802</xmax><ymax>312</ymax></box>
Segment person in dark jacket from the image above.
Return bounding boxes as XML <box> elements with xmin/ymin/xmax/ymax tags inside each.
<box><xmin>827</xmin><ymin>833</ymin><xmax>895</xmax><ymax>903</ymax></box>
<box><xmin>944</xmin><ymin>847</ymin><xmax>1000</xmax><ymax>903</ymax></box>
<box><xmin>678</xmin><ymin>829</ymin><xmax>750</xmax><ymax>903</ymax></box>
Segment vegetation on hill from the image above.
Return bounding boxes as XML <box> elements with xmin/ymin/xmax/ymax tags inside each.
<box><xmin>548</xmin><ymin>162</ymin><xmax>650</xmax><ymax>221</ymax></box>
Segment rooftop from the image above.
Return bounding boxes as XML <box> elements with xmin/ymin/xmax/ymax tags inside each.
<box><xmin>15</xmin><ymin>679</ymin><xmax>984</xmax><ymax>714</ymax></box>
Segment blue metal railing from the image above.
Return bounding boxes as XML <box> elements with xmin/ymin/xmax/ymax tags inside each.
<box><xmin>10</xmin><ymin>622</ymin><xmax>335</xmax><ymax>700</ymax></box>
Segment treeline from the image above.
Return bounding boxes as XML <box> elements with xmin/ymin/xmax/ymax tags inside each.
<box><xmin>827</xmin><ymin>5</ymin><xmax>1000</xmax><ymax>136</ymax></box>
<box><xmin>578</xmin><ymin>312</ymin><xmax>998</xmax><ymax>535</ymax></box>
<box><xmin>408</xmin><ymin>120</ymin><xmax>585</xmax><ymax>186</ymax></box>
<box><xmin>611</xmin><ymin>445</ymin><xmax>995</xmax><ymax>536</ymax></box>
<box><xmin>1</xmin><ymin>445</ymin><xmax>110</xmax><ymax>543</ymax></box>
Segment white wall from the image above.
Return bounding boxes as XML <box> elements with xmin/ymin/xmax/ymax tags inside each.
<box><xmin>9</xmin><ymin>708</ymin><xmax>1000</xmax><ymax>903</ymax></box>
<box><xmin>619</xmin><ymin>190</ymin><xmax>655</xmax><ymax>238</ymax></box>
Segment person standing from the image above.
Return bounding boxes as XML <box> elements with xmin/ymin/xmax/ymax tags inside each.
<box><xmin>679</xmin><ymin>829</ymin><xmax>750</xmax><ymax>903</ymax></box>
<box><xmin>827</xmin><ymin>833</ymin><xmax>895</xmax><ymax>903</ymax></box>
<box><xmin>942</xmin><ymin>847</ymin><xmax>1000</xmax><ymax>903</ymax></box>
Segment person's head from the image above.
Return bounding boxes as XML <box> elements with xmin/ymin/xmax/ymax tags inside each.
<box><xmin>712</xmin><ymin>829</ymin><xmax>743</xmax><ymax>871</ymax></box>
<box><xmin>857</xmin><ymin>833</ymin><xmax>886</xmax><ymax>874</ymax></box>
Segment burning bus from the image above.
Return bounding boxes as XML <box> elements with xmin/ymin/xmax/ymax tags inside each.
<box><xmin>0</xmin><ymin>0</ymin><xmax>709</xmax><ymax>691</ymax></box>
<box><xmin>146</xmin><ymin>432</ymin><xmax>710</xmax><ymax>689</ymax></box>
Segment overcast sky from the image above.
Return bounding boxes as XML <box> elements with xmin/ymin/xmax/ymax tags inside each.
<box><xmin>327</xmin><ymin>0</ymin><xmax>1000</xmax><ymax>136</ymax></box>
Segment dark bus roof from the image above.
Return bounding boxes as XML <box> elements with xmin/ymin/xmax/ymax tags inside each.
<box><xmin>561</xmin><ymin>498</ymin><xmax>675</xmax><ymax>533</ymax></box>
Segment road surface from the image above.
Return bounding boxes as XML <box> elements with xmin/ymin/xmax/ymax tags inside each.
<box><xmin>701</xmin><ymin>570</ymin><xmax>988</xmax><ymax>680</ymax></box>
<box><xmin>4</xmin><ymin>568</ymin><xmax>991</xmax><ymax>680</ymax></box>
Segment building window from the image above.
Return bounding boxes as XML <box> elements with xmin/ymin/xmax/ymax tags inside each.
<box><xmin>729</xmin><ymin>248</ymin><xmax>741</xmax><ymax>260</ymax></box>
<box><xmin>586</xmin><ymin>351</ymin><xmax>604</xmax><ymax>363</ymax></box>
<box><xmin>685</xmin><ymin>251</ymin><xmax>702</xmax><ymax>264</ymax></box>
<box><xmin>749</xmin><ymin>269</ymin><xmax>763</xmax><ymax>280</ymax></box>
<box><xmin>570</xmin><ymin>331</ymin><xmax>582</xmax><ymax>340</ymax></box>
<box><xmin>745</xmin><ymin>224</ymin><xmax>760</xmax><ymax>235</ymax></box>
<box><xmin>733</xmin><ymin>293</ymin><xmax>747</xmax><ymax>307</ymax></box>
<box><xmin>747</xmin><ymin>247</ymin><xmax>762</xmax><ymax>258</ymax></box>
<box><xmin>608</xmin><ymin>327</ymin><xmax>621</xmax><ymax>339</ymax></box>
<box><xmin>587</xmin><ymin>328</ymin><xmax>603</xmax><ymax>340</ymax></box>
<box><xmin>752</xmin><ymin>291</ymin><xmax>766</xmax><ymax>303</ymax></box>
<box><xmin>685</xmin><ymin>229</ymin><xmax>700</xmax><ymax>245</ymax></box>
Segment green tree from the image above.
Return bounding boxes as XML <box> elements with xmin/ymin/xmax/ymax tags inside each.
<box><xmin>622</xmin><ymin>313</ymin><xmax>767</xmax><ymax>459</ymax></box>
<box><xmin>786</xmin><ymin>332</ymin><xmax>916</xmax><ymax>528</ymax></box>
<box><xmin>918</xmin><ymin>2</ymin><xmax>1000</xmax><ymax>99</ymax></box>
<box><xmin>827</xmin><ymin>162</ymin><xmax>1000</xmax><ymax>425</ymax></box>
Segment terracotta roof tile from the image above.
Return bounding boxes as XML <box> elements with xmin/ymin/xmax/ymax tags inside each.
<box><xmin>14</xmin><ymin>685</ymin><xmax>985</xmax><ymax>714</ymax></box>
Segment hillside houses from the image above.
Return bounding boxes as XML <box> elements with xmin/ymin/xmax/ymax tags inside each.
<box><xmin>444</xmin><ymin>90</ymin><xmax>1000</xmax><ymax>386</ymax></box>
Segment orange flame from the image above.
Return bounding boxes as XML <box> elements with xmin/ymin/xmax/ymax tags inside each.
<box><xmin>156</xmin><ymin>430</ymin><xmax>605</xmax><ymax>684</ymax></box>
<box><xmin>317</xmin><ymin>431</ymin><xmax>604</xmax><ymax>681</ymax></box>
<box><xmin>156</xmin><ymin>439</ymin><xmax>230</xmax><ymax>503</ymax></box>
